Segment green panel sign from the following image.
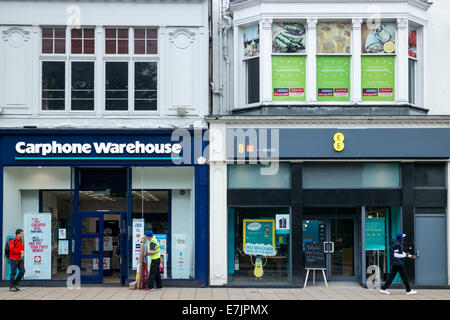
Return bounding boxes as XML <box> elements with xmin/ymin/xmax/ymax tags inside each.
<box><xmin>317</xmin><ymin>56</ymin><xmax>351</xmax><ymax>101</ymax></box>
<box><xmin>365</xmin><ymin>218</ymin><xmax>386</xmax><ymax>251</ymax></box>
<box><xmin>243</xmin><ymin>219</ymin><xmax>276</xmax><ymax>256</ymax></box>
<box><xmin>272</xmin><ymin>55</ymin><xmax>306</xmax><ymax>101</ymax></box>
<box><xmin>362</xmin><ymin>56</ymin><xmax>395</xmax><ymax>101</ymax></box>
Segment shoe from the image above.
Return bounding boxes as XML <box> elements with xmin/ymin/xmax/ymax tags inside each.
<box><xmin>9</xmin><ymin>288</ymin><xmax>19</xmax><ymax>292</ymax></box>
<box><xmin>406</xmin><ymin>290</ymin><xmax>417</xmax><ymax>295</ymax></box>
<box><xmin>14</xmin><ymin>286</ymin><xmax>21</xmax><ymax>291</ymax></box>
<box><xmin>379</xmin><ymin>289</ymin><xmax>390</xmax><ymax>295</ymax></box>
<box><xmin>149</xmin><ymin>288</ymin><xmax>156</xmax><ymax>292</ymax></box>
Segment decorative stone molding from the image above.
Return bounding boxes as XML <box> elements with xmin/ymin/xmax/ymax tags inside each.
<box><xmin>307</xmin><ymin>18</ymin><xmax>318</xmax><ymax>30</ymax></box>
<box><xmin>261</xmin><ymin>18</ymin><xmax>273</xmax><ymax>30</ymax></box>
<box><xmin>397</xmin><ymin>18</ymin><xmax>409</xmax><ymax>30</ymax></box>
<box><xmin>168</xmin><ymin>28</ymin><xmax>196</xmax><ymax>49</ymax></box>
<box><xmin>2</xmin><ymin>27</ymin><xmax>30</xmax><ymax>48</ymax></box>
<box><xmin>352</xmin><ymin>18</ymin><xmax>363</xmax><ymax>30</ymax></box>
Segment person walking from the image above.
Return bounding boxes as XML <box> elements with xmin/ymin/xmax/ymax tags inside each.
<box><xmin>380</xmin><ymin>233</ymin><xmax>417</xmax><ymax>295</ymax></box>
<box><xmin>145</xmin><ymin>230</ymin><xmax>163</xmax><ymax>291</ymax></box>
<box><xmin>9</xmin><ymin>229</ymin><xmax>25</xmax><ymax>292</ymax></box>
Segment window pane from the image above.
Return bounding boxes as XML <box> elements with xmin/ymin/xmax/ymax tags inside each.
<box><xmin>118</xmin><ymin>29</ymin><xmax>129</xmax><ymax>39</ymax></box>
<box><xmin>414</xmin><ymin>163</ymin><xmax>446</xmax><ymax>187</ymax></box>
<box><xmin>42</xmin><ymin>61</ymin><xmax>65</xmax><ymax>110</ymax></box>
<box><xmin>54</xmin><ymin>28</ymin><xmax>66</xmax><ymax>39</ymax></box>
<box><xmin>71</xmin><ymin>28</ymin><xmax>82</xmax><ymax>39</ymax></box>
<box><xmin>362</xmin><ymin>23</ymin><xmax>397</xmax><ymax>54</ymax></box>
<box><xmin>42</xmin><ymin>28</ymin><xmax>53</xmax><ymax>38</ymax></box>
<box><xmin>105</xmin><ymin>29</ymin><xmax>116</xmax><ymax>39</ymax></box>
<box><xmin>84</xmin><ymin>28</ymin><xmax>95</xmax><ymax>39</ymax></box>
<box><xmin>84</xmin><ymin>40</ymin><xmax>95</xmax><ymax>54</ymax></box>
<box><xmin>54</xmin><ymin>39</ymin><xmax>66</xmax><ymax>54</ymax></box>
<box><xmin>247</xmin><ymin>57</ymin><xmax>260</xmax><ymax>104</ymax></box>
<box><xmin>228</xmin><ymin>163</ymin><xmax>290</xmax><ymax>189</ymax></box>
<box><xmin>134</xmin><ymin>40</ymin><xmax>145</xmax><ymax>54</ymax></box>
<box><xmin>147</xmin><ymin>29</ymin><xmax>157</xmax><ymax>39</ymax></box>
<box><xmin>147</xmin><ymin>40</ymin><xmax>157</xmax><ymax>54</ymax></box>
<box><xmin>317</xmin><ymin>22</ymin><xmax>351</xmax><ymax>54</ymax></box>
<box><xmin>71</xmin><ymin>62</ymin><xmax>94</xmax><ymax>111</ymax></box>
<box><xmin>42</xmin><ymin>39</ymin><xmax>53</xmax><ymax>53</ymax></box>
<box><xmin>71</xmin><ymin>39</ymin><xmax>82</xmax><ymax>54</ymax></box>
<box><xmin>134</xmin><ymin>62</ymin><xmax>157</xmax><ymax>111</ymax></box>
<box><xmin>106</xmin><ymin>62</ymin><xmax>128</xmax><ymax>111</ymax></box>
<box><xmin>408</xmin><ymin>59</ymin><xmax>416</xmax><ymax>104</ymax></box>
<box><xmin>134</xmin><ymin>29</ymin><xmax>145</xmax><ymax>39</ymax></box>
<box><xmin>117</xmin><ymin>40</ymin><xmax>128</xmax><ymax>54</ymax></box>
<box><xmin>105</xmin><ymin>40</ymin><xmax>116</xmax><ymax>54</ymax></box>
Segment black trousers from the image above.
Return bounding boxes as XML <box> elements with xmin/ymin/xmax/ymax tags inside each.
<box><xmin>381</xmin><ymin>265</ymin><xmax>411</xmax><ymax>292</ymax></box>
<box><xmin>147</xmin><ymin>258</ymin><xmax>162</xmax><ymax>289</ymax></box>
<box><xmin>9</xmin><ymin>259</ymin><xmax>25</xmax><ymax>289</ymax></box>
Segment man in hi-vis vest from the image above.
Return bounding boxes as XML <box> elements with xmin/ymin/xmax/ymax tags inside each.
<box><xmin>145</xmin><ymin>230</ymin><xmax>163</xmax><ymax>291</ymax></box>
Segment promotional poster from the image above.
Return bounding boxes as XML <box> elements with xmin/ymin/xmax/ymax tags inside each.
<box><xmin>317</xmin><ymin>22</ymin><xmax>351</xmax><ymax>54</ymax></box>
<box><xmin>362</xmin><ymin>23</ymin><xmax>396</xmax><ymax>54</ymax></box>
<box><xmin>272</xmin><ymin>22</ymin><xmax>306</xmax><ymax>54</ymax></box>
<box><xmin>272</xmin><ymin>56</ymin><xmax>306</xmax><ymax>101</ymax></box>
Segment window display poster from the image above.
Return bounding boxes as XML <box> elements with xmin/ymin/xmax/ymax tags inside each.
<box><xmin>317</xmin><ymin>22</ymin><xmax>351</xmax><ymax>54</ymax></box>
<box><xmin>243</xmin><ymin>25</ymin><xmax>259</xmax><ymax>58</ymax></box>
<box><xmin>24</xmin><ymin>213</ymin><xmax>52</xmax><ymax>280</ymax></box>
<box><xmin>58</xmin><ymin>228</ymin><xmax>66</xmax><ymax>239</ymax></box>
<box><xmin>365</xmin><ymin>218</ymin><xmax>386</xmax><ymax>250</ymax></box>
<box><xmin>103</xmin><ymin>236</ymin><xmax>113</xmax><ymax>252</ymax></box>
<box><xmin>272</xmin><ymin>22</ymin><xmax>306</xmax><ymax>54</ymax></box>
<box><xmin>317</xmin><ymin>56</ymin><xmax>351</xmax><ymax>101</ymax></box>
<box><xmin>272</xmin><ymin>55</ymin><xmax>306</xmax><ymax>101</ymax></box>
<box><xmin>409</xmin><ymin>26</ymin><xmax>417</xmax><ymax>58</ymax></box>
<box><xmin>153</xmin><ymin>234</ymin><xmax>168</xmax><ymax>279</ymax></box>
<box><xmin>58</xmin><ymin>240</ymin><xmax>69</xmax><ymax>255</ymax></box>
<box><xmin>172</xmin><ymin>234</ymin><xmax>190</xmax><ymax>279</ymax></box>
<box><xmin>243</xmin><ymin>219</ymin><xmax>276</xmax><ymax>256</ymax></box>
<box><xmin>362</xmin><ymin>23</ymin><xmax>396</xmax><ymax>54</ymax></box>
<box><xmin>132</xmin><ymin>219</ymin><xmax>145</xmax><ymax>270</ymax></box>
<box><xmin>93</xmin><ymin>257</ymin><xmax>110</xmax><ymax>271</ymax></box>
<box><xmin>361</xmin><ymin>56</ymin><xmax>395</xmax><ymax>101</ymax></box>
<box><xmin>275</xmin><ymin>214</ymin><xmax>290</xmax><ymax>235</ymax></box>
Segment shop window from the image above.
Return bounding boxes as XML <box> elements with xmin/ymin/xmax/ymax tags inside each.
<box><xmin>316</xmin><ymin>22</ymin><xmax>351</xmax><ymax>102</ymax></box>
<box><xmin>361</xmin><ymin>22</ymin><xmax>396</xmax><ymax>101</ymax></box>
<box><xmin>42</xmin><ymin>61</ymin><xmax>66</xmax><ymax>110</ymax></box>
<box><xmin>228</xmin><ymin>207</ymin><xmax>291</xmax><ymax>284</ymax></box>
<box><xmin>105</xmin><ymin>28</ymin><xmax>129</xmax><ymax>54</ymax></box>
<box><xmin>303</xmin><ymin>163</ymin><xmax>400</xmax><ymax>189</ymax></box>
<box><xmin>42</xmin><ymin>27</ymin><xmax>66</xmax><ymax>54</ymax></box>
<box><xmin>228</xmin><ymin>163</ymin><xmax>290</xmax><ymax>189</ymax></box>
<box><xmin>134</xmin><ymin>28</ymin><xmax>158</xmax><ymax>55</ymax></box>
<box><xmin>272</xmin><ymin>22</ymin><xmax>306</xmax><ymax>101</ymax></box>
<box><xmin>71</xmin><ymin>28</ymin><xmax>95</xmax><ymax>54</ymax></box>
<box><xmin>134</xmin><ymin>62</ymin><xmax>157</xmax><ymax>111</ymax></box>
<box><xmin>105</xmin><ymin>62</ymin><xmax>129</xmax><ymax>111</ymax></box>
<box><xmin>414</xmin><ymin>163</ymin><xmax>446</xmax><ymax>188</ymax></box>
<box><xmin>71</xmin><ymin>61</ymin><xmax>95</xmax><ymax>111</ymax></box>
<box><xmin>408</xmin><ymin>26</ymin><xmax>418</xmax><ymax>105</ymax></box>
<box><xmin>243</xmin><ymin>25</ymin><xmax>260</xmax><ymax>104</ymax></box>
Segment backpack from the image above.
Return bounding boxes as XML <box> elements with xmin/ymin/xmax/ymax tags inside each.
<box><xmin>4</xmin><ymin>238</ymin><xmax>16</xmax><ymax>259</ymax></box>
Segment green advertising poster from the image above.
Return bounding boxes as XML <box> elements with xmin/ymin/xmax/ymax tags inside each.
<box><xmin>243</xmin><ymin>219</ymin><xmax>276</xmax><ymax>256</ymax></box>
<box><xmin>272</xmin><ymin>55</ymin><xmax>306</xmax><ymax>101</ymax></box>
<box><xmin>361</xmin><ymin>56</ymin><xmax>395</xmax><ymax>101</ymax></box>
<box><xmin>365</xmin><ymin>218</ymin><xmax>386</xmax><ymax>251</ymax></box>
<box><xmin>317</xmin><ymin>56</ymin><xmax>351</xmax><ymax>102</ymax></box>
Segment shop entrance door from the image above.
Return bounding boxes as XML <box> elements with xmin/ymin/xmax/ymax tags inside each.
<box><xmin>303</xmin><ymin>216</ymin><xmax>357</xmax><ymax>281</ymax></box>
<box><xmin>78</xmin><ymin>212</ymin><xmax>104</xmax><ymax>283</ymax></box>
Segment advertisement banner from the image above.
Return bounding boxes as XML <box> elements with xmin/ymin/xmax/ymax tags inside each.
<box><xmin>409</xmin><ymin>26</ymin><xmax>417</xmax><ymax>58</ymax></box>
<box><xmin>155</xmin><ymin>234</ymin><xmax>168</xmax><ymax>279</ymax></box>
<box><xmin>243</xmin><ymin>25</ymin><xmax>259</xmax><ymax>58</ymax></box>
<box><xmin>272</xmin><ymin>22</ymin><xmax>306</xmax><ymax>54</ymax></box>
<box><xmin>275</xmin><ymin>214</ymin><xmax>290</xmax><ymax>235</ymax></box>
<box><xmin>365</xmin><ymin>218</ymin><xmax>386</xmax><ymax>251</ymax></box>
<box><xmin>317</xmin><ymin>22</ymin><xmax>351</xmax><ymax>54</ymax></box>
<box><xmin>172</xmin><ymin>234</ymin><xmax>190</xmax><ymax>279</ymax></box>
<box><xmin>362</xmin><ymin>23</ymin><xmax>396</xmax><ymax>54</ymax></box>
<box><xmin>361</xmin><ymin>56</ymin><xmax>395</xmax><ymax>101</ymax></box>
<box><xmin>132</xmin><ymin>219</ymin><xmax>145</xmax><ymax>270</ymax></box>
<box><xmin>317</xmin><ymin>56</ymin><xmax>351</xmax><ymax>101</ymax></box>
<box><xmin>243</xmin><ymin>219</ymin><xmax>276</xmax><ymax>256</ymax></box>
<box><xmin>58</xmin><ymin>240</ymin><xmax>69</xmax><ymax>255</ymax></box>
<box><xmin>24</xmin><ymin>213</ymin><xmax>52</xmax><ymax>279</ymax></box>
<box><xmin>272</xmin><ymin>56</ymin><xmax>306</xmax><ymax>101</ymax></box>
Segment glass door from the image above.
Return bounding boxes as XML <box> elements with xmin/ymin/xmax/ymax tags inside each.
<box><xmin>78</xmin><ymin>212</ymin><xmax>104</xmax><ymax>282</ymax></box>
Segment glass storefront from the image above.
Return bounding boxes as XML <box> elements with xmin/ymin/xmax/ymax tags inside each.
<box><xmin>228</xmin><ymin>207</ymin><xmax>291</xmax><ymax>285</ymax></box>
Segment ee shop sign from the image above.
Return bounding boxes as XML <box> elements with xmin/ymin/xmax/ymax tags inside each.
<box><xmin>15</xmin><ymin>141</ymin><xmax>182</xmax><ymax>156</ymax></box>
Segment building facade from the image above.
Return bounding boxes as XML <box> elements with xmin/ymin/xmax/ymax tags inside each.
<box><xmin>209</xmin><ymin>0</ymin><xmax>450</xmax><ymax>288</ymax></box>
<box><xmin>0</xmin><ymin>0</ymin><xmax>209</xmax><ymax>286</ymax></box>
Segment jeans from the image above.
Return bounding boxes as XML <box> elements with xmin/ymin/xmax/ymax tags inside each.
<box><xmin>9</xmin><ymin>259</ymin><xmax>25</xmax><ymax>289</ymax></box>
<box><xmin>381</xmin><ymin>265</ymin><xmax>411</xmax><ymax>292</ymax></box>
<box><xmin>147</xmin><ymin>258</ymin><xmax>162</xmax><ymax>289</ymax></box>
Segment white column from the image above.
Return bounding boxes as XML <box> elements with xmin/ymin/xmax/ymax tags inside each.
<box><xmin>31</xmin><ymin>25</ymin><xmax>40</xmax><ymax>116</ymax></box>
<box><xmin>95</xmin><ymin>26</ymin><xmax>104</xmax><ymax>117</ymax></box>
<box><xmin>397</xmin><ymin>18</ymin><xmax>409</xmax><ymax>103</ymax></box>
<box><xmin>352</xmin><ymin>18</ymin><xmax>362</xmax><ymax>103</ymax></box>
<box><xmin>306</xmin><ymin>19</ymin><xmax>317</xmax><ymax>103</ymax></box>
<box><xmin>260</xmin><ymin>19</ymin><xmax>273</xmax><ymax>104</ymax></box>
<box><xmin>209</xmin><ymin>123</ymin><xmax>228</xmax><ymax>286</ymax></box>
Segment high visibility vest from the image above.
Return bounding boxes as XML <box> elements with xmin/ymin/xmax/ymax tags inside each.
<box><xmin>148</xmin><ymin>237</ymin><xmax>160</xmax><ymax>260</ymax></box>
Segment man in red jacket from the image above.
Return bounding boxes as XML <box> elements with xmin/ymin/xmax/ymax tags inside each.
<box><xmin>9</xmin><ymin>229</ymin><xmax>25</xmax><ymax>292</ymax></box>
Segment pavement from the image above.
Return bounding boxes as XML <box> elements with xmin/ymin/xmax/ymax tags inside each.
<box><xmin>0</xmin><ymin>282</ymin><xmax>449</xmax><ymax>300</ymax></box>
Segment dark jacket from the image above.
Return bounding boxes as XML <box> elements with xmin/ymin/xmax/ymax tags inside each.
<box><xmin>390</xmin><ymin>239</ymin><xmax>406</xmax><ymax>267</ymax></box>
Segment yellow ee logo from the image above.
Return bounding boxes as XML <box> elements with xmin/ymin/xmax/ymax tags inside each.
<box><xmin>333</xmin><ymin>132</ymin><xmax>345</xmax><ymax>152</ymax></box>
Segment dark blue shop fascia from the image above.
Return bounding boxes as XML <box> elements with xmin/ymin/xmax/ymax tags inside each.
<box><xmin>0</xmin><ymin>128</ymin><xmax>209</xmax><ymax>286</ymax></box>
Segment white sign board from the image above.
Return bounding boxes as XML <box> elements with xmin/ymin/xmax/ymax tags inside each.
<box><xmin>172</xmin><ymin>233</ymin><xmax>189</xmax><ymax>279</ymax></box>
<box><xmin>24</xmin><ymin>213</ymin><xmax>52</xmax><ymax>279</ymax></box>
<box><xmin>132</xmin><ymin>219</ymin><xmax>145</xmax><ymax>270</ymax></box>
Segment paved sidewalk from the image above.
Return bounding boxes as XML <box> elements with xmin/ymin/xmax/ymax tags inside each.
<box><xmin>0</xmin><ymin>282</ymin><xmax>449</xmax><ymax>300</ymax></box>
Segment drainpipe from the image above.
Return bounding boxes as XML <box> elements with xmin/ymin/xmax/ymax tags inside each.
<box><xmin>222</xmin><ymin>2</ymin><xmax>232</xmax><ymax>114</ymax></box>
